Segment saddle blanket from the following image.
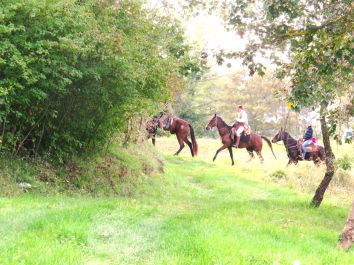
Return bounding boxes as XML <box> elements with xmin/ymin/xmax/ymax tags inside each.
<box><xmin>240</xmin><ymin>133</ymin><xmax>250</xmax><ymax>143</ymax></box>
<box><xmin>305</xmin><ymin>146</ymin><xmax>318</xmax><ymax>152</ymax></box>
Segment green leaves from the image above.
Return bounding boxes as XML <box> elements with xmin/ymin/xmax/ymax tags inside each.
<box><xmin>0</xmin><ymin>0</ymin><xmax>198</xmax><ymax>159</ymax></box>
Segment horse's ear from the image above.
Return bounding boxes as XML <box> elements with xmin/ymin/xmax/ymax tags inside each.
<box><xmin>214</xmin><ymin>113</ymin><xmax>216</xmax><ymax>117</ymax></box>
<box><xmin>280</xmin><ymin>127</ymin><xmax>283</xmax><ymax>131</ymax></box>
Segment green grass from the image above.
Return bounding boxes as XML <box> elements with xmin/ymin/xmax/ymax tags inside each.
<box><xmin>0</xmin><ymin>138</ymin><xmax>353</xmax><ymax>264</ymax></box>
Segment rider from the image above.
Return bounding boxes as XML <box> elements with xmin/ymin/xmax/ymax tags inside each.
<box><xmin>231</xmin><ymin>105</ymin><xmax>248</xmax><ymax>148</ymax></box>
<box><xmin>300</xmin><ymin>121</ymin><xmax>313</xmax><ymax>159</ymax></box>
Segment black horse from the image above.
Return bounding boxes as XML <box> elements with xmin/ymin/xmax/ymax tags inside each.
<box><xmin>272</xmin><ymin>128</ymin><xmax>325</xmax><ymax>166</ymax></box>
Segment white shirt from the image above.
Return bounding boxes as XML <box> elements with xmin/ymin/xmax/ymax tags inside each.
<box><xmin>236</xmin><ymin>110</ymin><xmax>248</xmax><ymax>125</ymax></box>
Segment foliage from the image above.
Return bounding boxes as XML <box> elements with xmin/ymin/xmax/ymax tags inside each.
<box><xmin>0</xmin><ymin>0</ymin><xmax>201</xmax><ymax>159</ymax></box>
<box><xmin>335</xmin><ymin>154</ymin><xmax>353</xmax><ymax>171</ymax></box>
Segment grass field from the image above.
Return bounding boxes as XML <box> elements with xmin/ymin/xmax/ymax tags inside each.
<box><xmin>0</xmin><ymin>137</ymin><xmax>353</xmax><ymax>265</ymax></box>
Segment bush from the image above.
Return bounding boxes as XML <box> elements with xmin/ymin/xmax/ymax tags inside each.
<box><xmin>270</xmin><ymin>170</ymin><xmax>287</xmax><ymax>179</ymax></box>
<box><xmin>335</xmin><ymin>155</ymin><xmax>353</xmax><ymax>171</ymax></box>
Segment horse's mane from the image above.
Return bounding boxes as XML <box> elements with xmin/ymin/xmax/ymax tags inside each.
<box><xmin>216</xmin><ymin>116</ymin><xmax>232</xmax><ymax>129</ymax></box>
<box><xmin>282</xmin><ymin>131</ymin><xmax>297</xmax><ymax>144</ymax></box>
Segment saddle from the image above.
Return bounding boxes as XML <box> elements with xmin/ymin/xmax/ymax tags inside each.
<box><xmin>230</xmin><ymin>124</ymin><xmax>251</xmax><ymax>143</ymax></box>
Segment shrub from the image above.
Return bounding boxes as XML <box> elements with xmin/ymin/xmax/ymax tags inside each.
<box><xmin>335</xmin><ymin>155</ymin><xmax>353</xmax><ymax>171</ymax></box>
<box><xmin>270</xmin><ymin>170</ymin><xmax>287</xmax><ymax>179</ymax></box>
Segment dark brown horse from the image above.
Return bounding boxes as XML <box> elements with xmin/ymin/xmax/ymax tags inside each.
<box><xmin>206</xmin><ymin>114</ymin><xmax>276</xmax><ymax>165</ymax></box>
<box><xmin>271</xmin><ymin>128</ymin><xmax>325</xmax><ymax>165</ymax></box>
<box><xmin>155</xmin><ymin>112</ymin><xmax>198</xmax><ymax>157</ymax></box>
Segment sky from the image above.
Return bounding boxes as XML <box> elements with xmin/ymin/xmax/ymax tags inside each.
<box><xmin>145</xmin><ymin>0</ymin><xmax>248</xmax><ymax>76</ymax></box>
<box><xmin>184</xmin><ymin>14</ymin><xmax>246</xmax><ymax>76</ymax></box>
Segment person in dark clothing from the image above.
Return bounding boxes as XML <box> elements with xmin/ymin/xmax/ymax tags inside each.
<box><xmin>300</xmin><ymin>121</ymin><xmax>313</xmax><ymax>159</ymax></box>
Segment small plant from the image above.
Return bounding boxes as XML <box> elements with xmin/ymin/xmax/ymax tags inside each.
<box><xmin>335</xmin><ymin>155</ymin><xmax>353</xmax><ymax>171</ymax></box>
<box><xmin>271</xmin><ymin>170</ymin><xmax>287</xmax><ymax>179</ymax></box>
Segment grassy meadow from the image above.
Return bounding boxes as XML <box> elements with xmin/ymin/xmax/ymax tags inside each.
<box><xmin>0</xmin><ymin>137</ymin><xmax>353</xmax><ymax>265</ymax></box>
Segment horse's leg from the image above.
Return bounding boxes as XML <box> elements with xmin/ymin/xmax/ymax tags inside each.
<box><xmin>213</xmin><ymin>145</ymin><xmax>227</xmax><ymax>162</ymax></box>
<box><xmin>152</xmin><ymin>134</ymin><xmax>156</xmax><ymax>146</ymax></box>
<box><xmin>228</xmin><ymin>147</ymin><xmax>234</xmax><ymax>166</ymax></box>
<box><xmin>256</xmin><ymin>151</ymin><xmax>264</xmax><ymax>163</ymax></box>
<box><xmin>174</xmin><ymin>135</ymin><xmax>185</xmax><ymax>156</ymax></box>
<box><xmin>286</xmin><ymin>159</ymin><xmax>292</xmax><ymax>167</ymax></box>
<box><xmin>246</xmin><ymin>148</ymin><xmax>254</xmax><ymax>163</ymax></box>
<box><xmin>183</xmin><ymin>138</ymin><xmax>194</xmax><ymax>157</ymax></box>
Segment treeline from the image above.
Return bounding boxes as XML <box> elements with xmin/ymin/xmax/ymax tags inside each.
<box><xmin>174</xmin><ymin>70</ymin><xmax>309</xmax><ymax>138</ymax></box>
<box><xmin>0</xmin><ymin>0</ymin><xmax>200</xmax><ymax>159</ymax></box>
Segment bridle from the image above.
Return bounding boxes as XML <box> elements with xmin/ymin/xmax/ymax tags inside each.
<box><xmin>206</xmin><ymin>115</ymin><xmax>218</xmax><ymax>130</ymax></box>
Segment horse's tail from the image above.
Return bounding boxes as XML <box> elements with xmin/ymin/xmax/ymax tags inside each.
<box><xmin>261</xmin><ymin>136</ymin><xmax>277</xmax><ymax>159</ymax></box>
<box><xmin>189</xmin><ymin>124</ymin><xmax>198</xmax><ymax>157</ymax></box>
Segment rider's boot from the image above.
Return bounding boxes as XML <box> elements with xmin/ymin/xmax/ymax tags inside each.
<box><xmin>234</xmin><ymin>137</ymin><xmax>240</xmax><ymax>148</ymax></box>
<box><xmin>298</xmin><ymin>153</ymin><xmax>304</xmax><ymax>160</ymax></box>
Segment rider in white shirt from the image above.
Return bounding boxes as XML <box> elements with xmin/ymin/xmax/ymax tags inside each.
<box><xmin>231</xmin><ymin>105</ymin><xmax>248</xmax><ymax>147</ymax></box>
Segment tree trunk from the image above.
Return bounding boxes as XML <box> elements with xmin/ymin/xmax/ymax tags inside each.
<box><xmin>311</xmin><ymin>103</ymin><xmax>336</xmax><ymax>207</ymax></box>
<box><xmin>339</xmin><ymin>199</ymin><xmax>354</xmax><ymax>250</ymax></box>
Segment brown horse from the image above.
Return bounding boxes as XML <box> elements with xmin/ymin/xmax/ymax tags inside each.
<box><xmin>156</xmin><ymin>112</ymin><xmax>198</xmax><ymax>157</ymax></box>
<box><xmin>206</xmin><ymin>114</ymin><xmax>276</xmax><ymax>165</ymax></box>
<box><xmin>271</xmin><ymin>128</ymin><xmax>325</xmax><ymax>166</ymax></box>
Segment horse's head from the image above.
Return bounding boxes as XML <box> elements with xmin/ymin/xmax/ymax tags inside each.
<box><xmin>146</xmin><ymin>116</ymin><xmax>159</xmax><ymax>133</ymax></box>
<box><xmin>206</xmin><ymin>114</ymin><xmax>217</xmax><ymax>130</ymax></box>
<box><xmin>272</xmin><ymin>128</ymin><xmax>285</xmax><ymax>143</ymax></box>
